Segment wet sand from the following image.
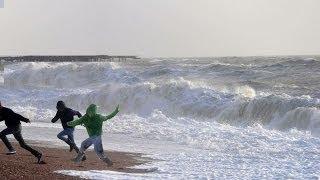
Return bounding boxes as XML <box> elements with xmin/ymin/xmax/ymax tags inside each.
<box><xmin>0</xmin><ymin>141</ymin><xmax>151</xmax><ymax>180</ymax></box>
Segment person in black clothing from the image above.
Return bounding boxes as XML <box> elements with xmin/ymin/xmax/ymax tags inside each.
<box><xmin>0</xmin><ymin>101</ymin><xmax>43</xmax><ymax>163</ymax></box>
<box><xmin>52</xmin><ymin>101</ymin><xmax>82</xmax><ymax>154</ymax></box>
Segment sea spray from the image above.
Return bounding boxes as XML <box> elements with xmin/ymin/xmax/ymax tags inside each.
<box><xmin>2</xmin><ymin>61</ymin><xmax>320</xmax><ymax>136</ymax></box>
<box><xmin>1</xmin><ymin>57</ymin><xmax>320</xmax><ymax>179</ymax></box>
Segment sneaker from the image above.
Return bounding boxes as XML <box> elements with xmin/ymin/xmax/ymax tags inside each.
<box><xmin>102</xmin><ymin>157</ymin><xmax>113</xmax><ymax>167</ymax></box>
<box><xmin>82</xmin><ymin>155</ymin><xmax>87</xmax><ymax>161</ymax></box>
<box><xmin>6</xmin><ymin>150</ymin><xmax>16</xmax><ymax>155</ymax></box>
<box><xmin>66</xmin><ymin>140</ymin><xmax>75</xmax><ymax>152</ymax></box>
<box><xmin>37</xmin><ymin>153</ymin><xmax>43</xmax><ymax>164</ymax></box>
<box><xmin>72</xmin><ymin>152</ymin><xmax>84</xmax><ymax>164</ymax></box>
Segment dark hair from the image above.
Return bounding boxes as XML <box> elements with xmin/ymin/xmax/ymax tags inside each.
<box><xmin>56</xmin><ymin>101</ymin><xmax>66</xmax><ymax>109</ymax></box>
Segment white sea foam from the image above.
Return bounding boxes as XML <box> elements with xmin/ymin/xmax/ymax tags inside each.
<box><xmin>2</xmin><ymin>62</ymin><xmax>320</xmax><ymax>133</ymax></box>
<box><xmin>0</xmin><ymin>69</ymin><xmax>3</xmax><ymax>85</ymax></box>
<box><xmin>0</xmin><ymin>57</ymin><xmax>320</xmax><ymax>179</ymax></box>
<box><xmin>4</xmin><ymin>62</ymin><xmax>139</xmax><ymax>88</ymax></box>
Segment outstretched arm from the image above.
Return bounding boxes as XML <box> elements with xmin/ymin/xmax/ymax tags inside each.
<box><xmin>12</xmin><ymin>110</ymin><xmax>30</xmax><ymax>123</ymax></box>
<box><xmin>51</xmin><ymin>111</ymin><xmax>61</xmax><ymax>123</ymax></box>
<box><xmin>19</xmin><ymin>116</ymin><xmax>30</xmax><ymax>123</ymax></box>
<box><xmin>67</xmin><ymin>116</ymin><xmax>85</xmax><ymax>127</ymax></box>
<box><xmin>73</xmin><ymin>110</ymin><xmax>82</xmax><ymax>118</ymax></box>
<box><xmin>102</xmin><ymin>105</ymin><xmax>120</xmax><ymax>121</ymax></box>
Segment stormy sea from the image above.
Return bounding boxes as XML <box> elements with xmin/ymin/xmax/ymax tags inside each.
<box><xmin>0</xmin><ymin>56</ymin><xmax>319</xmax><ymax>179</ymax></box>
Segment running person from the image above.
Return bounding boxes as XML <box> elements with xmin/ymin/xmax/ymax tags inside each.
<box><xmin>51</xmin><ymin>101</ymin><xmax>82</xmax><ymax>153</ymax></box>
<box><xmin>0</xmin><ymin>101</ymin><xmax>43</xmax><ymax>163</ymax></box>
<box><xmin>67</xmin><ymin>104</ymin><xmax>119</xmax><ymax>166</ymax></box>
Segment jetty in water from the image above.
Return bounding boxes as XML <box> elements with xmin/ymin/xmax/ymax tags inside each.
<box><xmin>0</xmin><ymin>55</ymin><xmax>140</xmax><ymax>62</ymax></box>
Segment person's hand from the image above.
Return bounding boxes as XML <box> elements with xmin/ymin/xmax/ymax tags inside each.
<box><xmin>25</xmin><ymin>118</ymin><xmax>31</xmax><ymax>123</ymax></box>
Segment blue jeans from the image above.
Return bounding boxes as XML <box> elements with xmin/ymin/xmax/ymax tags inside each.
<box><xmin>57</xmin><ymin>128</ymin><xmax>75</xmax><ymax>143</ymax></box>
<box><xmin>79</xmin><ymin>135</ymin><xmax>111</xmax><ymax>164</ymax></box>
<box><xmin>57</xmin><ymin>128</ymin><xmax>79</xmax><ymax>152</ymax></box>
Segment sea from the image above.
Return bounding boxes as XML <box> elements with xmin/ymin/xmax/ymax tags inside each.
<box><xmin>0</xmin><ymin>56</ymin><xmax>319</xmax><ymax>179</ymax></box>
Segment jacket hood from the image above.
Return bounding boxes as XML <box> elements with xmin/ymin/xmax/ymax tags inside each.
<box><xmin>86</xmin><ymin>104</ymin><xmax>97</xmax><ymax>117</ymax></box>
<box><xmin>56</xmin><ymin>101</ymin><xmax>66</xmax><ymax>110</ymax></box>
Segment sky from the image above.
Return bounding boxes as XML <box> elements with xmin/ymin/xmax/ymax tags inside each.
<box><xmin>0</xmin><ymin>0</ymin><xmax>320</xmax><ymax>57</ymax></box>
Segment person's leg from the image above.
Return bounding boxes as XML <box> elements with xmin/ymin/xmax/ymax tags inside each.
<box><xmin>79</xmin><ymin>137</ymin><xmax>95</xmax><ymax>153</ymax></box>
<box><xmin>65</xmin><ymin>128</ymin><xmax>86</xmax><ymax>160</ymax></box>
<box><xmin>57</xmin><ymin>129</ymin><xmax>69</xmax><ymax>142</ymax></box>
<box><xmin>66</xmin><ymin>128</ymin><xmax>80</xmax><ymax>153</ymax></box>
<box><xmin>66</xmin><ymin>128</ymin><xmax>75</xmax><ymax>143</ymax></box>
<box><xmin>73</xmin><ymin>137</ymin><xmax>93</xmax><ymax>163</ymax></box>
<box><xmin>94</xmin><ymin>136</ymin><xmax>113</xmax><ymax>166</ymax></box>
<box><xmin>13</xmin><ymin>126</ymin><xmax>43</xmax><ymax>163</ymax></box>
<box><xmin>13</xmin><ymin>129</ymin><xmax>41</xmax><ymax>157</ymax></box>
<box><xmin>58</xmin><ymin>129</ymin><xmax>78</xmax><ymax>152</ymax></box>
<box><xmin>0</xmin><ymin>128</ymin><xmax>15</xmax><ymax>152</ymax></box>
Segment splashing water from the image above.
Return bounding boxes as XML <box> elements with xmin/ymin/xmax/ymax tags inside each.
<box><xmin>0</xmin><ymin>56</ymin><xmax>320</xmax><ymax>179</ymax></box>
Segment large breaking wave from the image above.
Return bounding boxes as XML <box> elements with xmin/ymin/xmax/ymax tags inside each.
<box><xmin>2</xmin><ymin>61</ymin><xmax>320</xmax><ymax>136</ymax></box>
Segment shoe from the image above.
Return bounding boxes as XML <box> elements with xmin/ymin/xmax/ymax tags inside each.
<box><xmin>66</xmin><ymin>140</ymin><xmax>75</xmax><ymax>152</ymax></box>
<box><xmin>6</xmin><ymin>150</ymin><xmax>16</xmax><ymax>155</ymax></box>
<box><xmin>107</xmin><ymin>161</ymin><xmax>113</xmax><ymax>167</ymax></box>
<box><xmin>102</xmin><ymin>157</ymin><xmax>113</xmax><ymax>167</ymax></box>
<box><xmin>72</xmin><ymin>152</ymin><xmax>84</xmax><ymax>164</ymax></box>
<box><xmin>82</xmin><ymin>155</ymin><xmax>87</xmax><ymax>161</ymax></box>
<box><xmin>37</xmin><ymin>153</ymin><xmax>43</xmax><ymax>164</ymax></box>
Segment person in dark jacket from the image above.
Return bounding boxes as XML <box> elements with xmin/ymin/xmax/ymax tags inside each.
<box><xmin>51</xmin><ymin>101</ymin><xmax>82</xmax><ymax>153</ymax></box>
<box><xmin>0</xmin><ymin>101</ymin><xmax>43</xmax><ymax>164</ymax></box>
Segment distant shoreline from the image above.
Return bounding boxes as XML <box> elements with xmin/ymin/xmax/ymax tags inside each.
<box><xmin>1</xmin><ymin>55</ymin><xmax>320</xmax><ymax>62</ymax></box>
<box><xmin>0</xmin><ymin>55</ymin><xmax>140</xmax><ymax>62</ymax></box>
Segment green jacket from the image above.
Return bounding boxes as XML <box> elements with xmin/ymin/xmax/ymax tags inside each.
<box><xmin>67</xmin><ymin>104</ymin><xmax>119</xmax><ymax>137</ymax></box>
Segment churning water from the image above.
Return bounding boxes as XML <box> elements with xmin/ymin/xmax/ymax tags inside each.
<box><xmin>0</xmin><ymin>56</ymin><xmax>319</xmax><ymax>179</ymax></box>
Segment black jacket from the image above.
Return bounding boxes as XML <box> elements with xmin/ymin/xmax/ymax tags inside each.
<box><xmin>51</xmin><ymin>108</ymin><xmax>82</xmax><ymax>129</ymax></box>
<box><xmin>0</xmin><ymin>107</ymin><xmax>29</xmax><ymax>127</ymax></box>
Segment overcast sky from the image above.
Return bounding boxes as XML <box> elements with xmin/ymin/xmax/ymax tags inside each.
<box><xmin>0</xmin><ymin>0</ymin><xmax>320</xmax><ymax>57</ymax></box>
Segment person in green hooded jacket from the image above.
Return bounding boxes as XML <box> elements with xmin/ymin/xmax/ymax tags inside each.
<box><xmin>67</xmin><ymin>104</ymin><xmax>119</xmax><ymax>166</ymax></box>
